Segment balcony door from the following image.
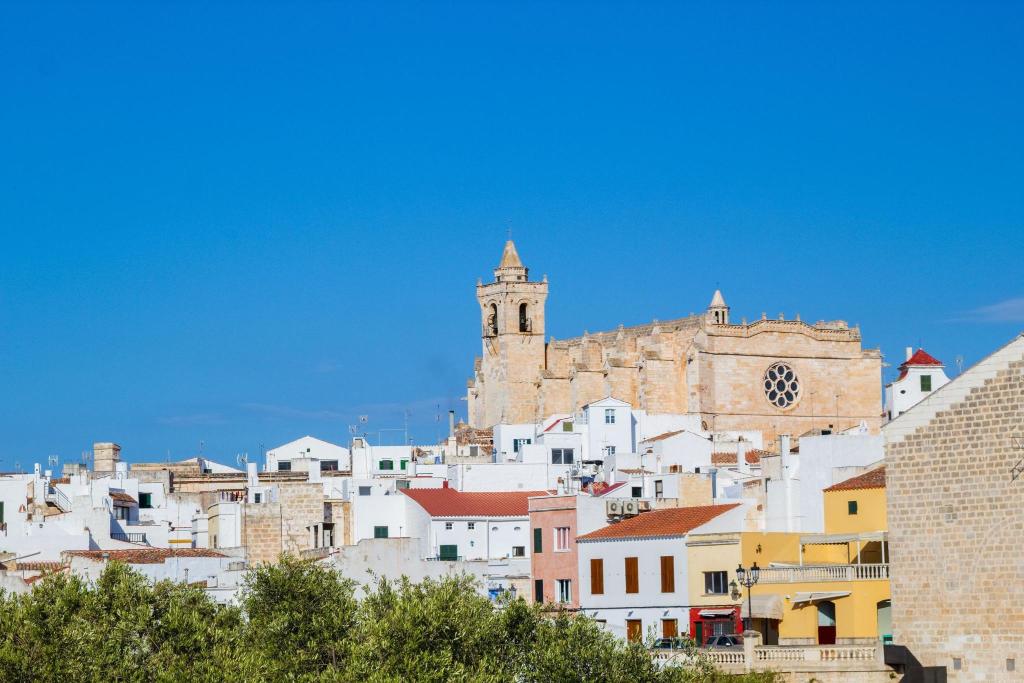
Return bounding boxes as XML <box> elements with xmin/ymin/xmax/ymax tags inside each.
<box><xmin>817</xmin><ymin>601</ymin><xmax>836</xmax><ymax>645</ymax></box>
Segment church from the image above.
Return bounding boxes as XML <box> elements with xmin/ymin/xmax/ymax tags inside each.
<box><xmin>466</xmin><ymin>241</ymin><xmax>883</xmax><ymax>444</ymax></box>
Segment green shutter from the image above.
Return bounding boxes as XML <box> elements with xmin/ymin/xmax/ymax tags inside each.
<box><xmin>400</xmin><ymin>460</ymin><xmax>408</xmax><ymax>470</ymax></box>
<box><xmin>920</xmin><ymin>375</ymin><xmax>932</xmax><ymax>392</ymax></box>
<box><xmin>374</xmin><ymin>526</ymin><xmax>389</xmax><ymax>539</ymax></box>
<box><xmin>533</xmin><ymin>527</ymin><xmax>543</xmax><ymax>553</ymax></box>
<box><xmin>439</xmin><ymin>544</ymin><xmax>458</xmax><ymax>561</ymax></box>
<box><xmin>0</xmin><ymin>501</ymin><xmax>4</xmax><ymax>525</ymax></box>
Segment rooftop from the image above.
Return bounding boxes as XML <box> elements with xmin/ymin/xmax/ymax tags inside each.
<box><xmin>711</xmin><ymin>449</ymin><xmax>768</xmax><ymax>466</ymax></box>
<box><xmin>824</xmin><ymin>466</ymin><xmax>886</xmax><ymax>492</ymax></box>
<box><xmin>64</xmin><ymin>548</ymin><xmax>226</xmax><ymax>564</ymax></box>
<box><xmin>577</xmin><ymin>504</ymin><xmax>740</xmax><ymax>541</ymax></box>
<box><xmin>401</xmin><ymin>488</ymin><xmax>549</xmax><ymax>517</ymax></box>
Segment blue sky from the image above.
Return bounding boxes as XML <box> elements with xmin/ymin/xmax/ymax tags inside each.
<box><xmin>1</xmin><ymin>2</ymin><xmax>1022</xmax><ymax>470</ymax></box>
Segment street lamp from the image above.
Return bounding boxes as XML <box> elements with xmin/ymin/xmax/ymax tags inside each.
<box><xmin>736</xmin><ymin>562</ymin><xmax>760</xmax><ymax>631</ymax></box>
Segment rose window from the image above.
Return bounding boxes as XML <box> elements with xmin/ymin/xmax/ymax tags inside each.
<box><xmin>763</xmin><ymin>362</ymin><xmax>800</xmax><ymax>409</ymax></box>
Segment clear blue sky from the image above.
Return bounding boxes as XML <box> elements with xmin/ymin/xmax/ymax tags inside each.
<box><xmin>1</xmin><ymin>2</ymin><xmax>1022</xmax><ymax>470</ymax></box>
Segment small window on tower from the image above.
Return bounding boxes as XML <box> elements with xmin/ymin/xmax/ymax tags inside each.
<box><xmin>487</xmin><ymin>304</ymin><xmax>498</xmax><ymax>336</ymax></box>
<box><xmin>920</xmin><ymin>375</ymin><xmax>932</xmax><ymax>392</ymax></box>
<box><xmin>519</xmin><ymin>303</ymin><xmax>529</xmax><ymax>332</ymax></box>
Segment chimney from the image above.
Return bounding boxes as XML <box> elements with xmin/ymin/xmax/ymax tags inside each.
<box><xmin>779</xmin><ymin>435</ymin><xmax>791</xmax><ymax>470</ymax></box>
<box><xmin>246</xmin><ymin>462</ymin><xmax>258</xmax><ymax>487</ymax></box>
<box><xmin>93</xmin><ymin>442</ymin><xmax>121</xmax><ymax>473</ymax></box>
<box><xmin>709</xmin><ymin>468</ymin><xmax>718</xmax><ymax>500</ymax></box>
<box><xmin>736</xmin><ymin>440</ymin><xmax>749</xmax><ymax>475</ymax></box>
<box><xmin>905</xmin><ymin>346</ymin><xmax>913</xmax><ymax>362</ymax></box>
<box><xmin>448</xmin><ymin>410</ymin><xmax>456</xmax><ymax>439</ymax></box>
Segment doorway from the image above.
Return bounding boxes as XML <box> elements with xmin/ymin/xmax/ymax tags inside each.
<box><xmin>817</xmin><ymin>601</ymin><xmax>836</xmax><ymax>645</ymax></box>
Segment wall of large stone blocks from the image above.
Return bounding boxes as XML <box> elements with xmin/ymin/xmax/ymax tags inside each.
<box><xmin>886</xmin><ymin>358</ymin><xmax>1024</xmax><ymax>682</ymax></box>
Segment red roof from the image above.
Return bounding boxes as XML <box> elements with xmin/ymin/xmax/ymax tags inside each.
<box><xmin>63</xmin><ymin>548</ymin><xmax>225</xmax><ymax>564</ymax></box>
<box><xmin>109</xmin><ymin>491</ymin><xmax>136</xmax><ymax>504</ymax></box>
<box><xmin>642</xmin><ymin>429</ymin><xmax>685</xmax><ymax>443</ymax></box>
<box><xmin>824</xmin><ymin>466</ymin><xmax>886</xmax><ymax>492</ymax></box>
<box><xmin>586</xmin><ymin>481</ymin><xmax>627</xmax><ymax>497</ymax></box>
<box><xmin>577</xmin><ymin>504</ymin><xmax>740</xmax><ymax>541</ymax></box>
<box><xmin>711</xmin><ymin>449</ymin><xmax>768</xmax><ymax>466</ymax></box>
<box><xmin>401</xmin><ymin>488</ymin><xmax>548</xmax><ymax>517</ymax></box>
<box><xmin>902</xmin><ymin>349</ymin><xmax>943</xmax><ymax>367</ymax></box>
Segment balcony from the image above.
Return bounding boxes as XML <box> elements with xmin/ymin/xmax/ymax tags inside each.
<box><xmin>757</xmin><ymin>563</ymin><xmax>889</xmax><ymax>584</ymax></box>
<box><xmin>111</xmin><ymin>532</ymin><xmax>148</xmax><ymax>545</ymax></box>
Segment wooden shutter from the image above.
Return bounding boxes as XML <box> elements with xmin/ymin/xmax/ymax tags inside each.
<box><xmin>590</xmin><ymin>558</ymin><xmax>604</xmax><ymax>595</ymax></box>
<box><xmin>625</xmin><ymin>557</ymin><xmax>639</xmax><ymax>594</ymax></box>
<box><xmin>660</xmin><ymin>556</ymin><xmax>675</xmax><ymax>593</ymax></box>
<box><xmin>533</xmin><ymin>527</ymin><xmax>543</xmax><ymax>553</ymax></box>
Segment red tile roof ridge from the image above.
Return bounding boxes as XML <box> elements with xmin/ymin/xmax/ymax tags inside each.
<box><xmin>64</xmin><ymin>548</ymin><xmax>225</xmax><ymax>564</ymax></box>
<box><xmin>401</xmin><ymin>488</ymin><xmax>550</xmax><ymax>517</ymax></box>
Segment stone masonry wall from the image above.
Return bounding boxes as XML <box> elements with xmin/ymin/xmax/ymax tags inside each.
<box><xmin>886</xmin><ymin>357</ymin><xmax>1024</xmax><ymax>682</ymax></box>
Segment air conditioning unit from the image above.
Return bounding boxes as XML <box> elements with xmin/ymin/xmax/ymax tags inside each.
<box><xmin>622</xmin><ymin>499</ymin><xmax>639</xmax><ymax>516</ymax></box>
<box><xmin>606</xmin><ymin>500</ymin><xmax>623</xmax><ymax>516</ymax></box>
<box><xmin>637</xmin><ymin>500</ymin><xmax>652</xmax><ymax>512</ymax></box>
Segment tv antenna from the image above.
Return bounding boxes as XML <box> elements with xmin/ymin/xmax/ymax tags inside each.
<box><xmin>47</xmin><ymin>454</ymin><xmax>59</xmax><ymax>471</ymax></box>
<box><xmin>236</xmin><ymin>453</ymin><xmax>249</xmax><ymax>466</ymax></box>
<box><xmin>955</xmin><ymin>355</ymin><xmax>965</xmax><ymax>376</ymax></box>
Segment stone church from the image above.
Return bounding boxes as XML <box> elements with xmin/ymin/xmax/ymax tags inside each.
<box><xmin>466</xmin><ymin>241</ymin><xmax>883</xmax><ymax>443</ymax></box>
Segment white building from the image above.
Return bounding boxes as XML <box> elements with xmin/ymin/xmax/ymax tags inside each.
<box><xmin>884</xmin><ymin>347</ymin><xmax>951</xmax><ymax>420</ymax></box>
<box><xmin>577</xmin><ymin>503</ymin><xmax>747</xmax><ymax>642</ymax></box>
<box><xmin>265</xmin><ymin>435</ymin><xmax>350</xmax><ymax>473</ymax></box>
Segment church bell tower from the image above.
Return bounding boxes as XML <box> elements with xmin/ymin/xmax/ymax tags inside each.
<box><xmin>474</xmin><ymin>240</ymin><xmax>548</xmax><ymax>426</ymax></box>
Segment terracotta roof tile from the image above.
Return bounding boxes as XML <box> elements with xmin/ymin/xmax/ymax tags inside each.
<box><xmin>64</xmin><ymin>548</ymin><xmax>225</xmax><ymax>564</ymax></box>
<box><xmin>618</xmin><ymin>468</ymin><xmax>654</xmax><ymax>475</ymax></box>
<box><xmin>824</xmin><ymin>466</ymin><xmax>886</xmax><ymax>492</ymax></box>
<box><xmin>586</xmin><ymin>481</ymin><xmax>627</xmax><ymax>497</ymax></box>
<box><xmin>711</xmin><ymin>449</ymin><xmax>768</xmax><ymax>466</ymax></box>
<box><xmin>577</xmin><ymin>504</ymin><xmax>740</xmax><ymax>541</ymax></box>
<box><xmin>902</xmin><ymin>349</ymin><xmax>943</xmax><ymax>367</ymax></box>
<box><xmin>15</xmin><ymin>561</ymin><xmax>64</xmax><ymax>572</ymax></box>
<box><xmin>109</xmin><ymin>491</ymin><xmax>136</xmax><ymax>504</ymax></box>
<box><xmin>401</xmin><ymin>488</ymin><xmax>548</xmax><ymax>517</ymax></box>
<box><xmin>641</xmin><ymin>430</ymin><xmax>685</xmax><ymax>443</ymax></box>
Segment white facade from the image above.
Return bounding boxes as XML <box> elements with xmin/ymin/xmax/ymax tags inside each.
<box><xmin>265</xmin><ymin>435</ymin><xmax>350</xmax><ymax>473</ymax></box>
<box><xmin>884</xmin><ymin>348</ymin><xmax>951</xmax><ymax>420</ymax></box>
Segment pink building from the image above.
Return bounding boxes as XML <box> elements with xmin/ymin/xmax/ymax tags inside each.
<box><xmin>528</xmin><ymin>492</ymin><xmax>610</xmax><ymax>608</ymax></box>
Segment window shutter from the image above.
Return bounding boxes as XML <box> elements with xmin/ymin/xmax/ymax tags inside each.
<box><xmin>660</xmin><ymin>556</ymin><xmax>675</xmax><ymax>593</ymax></box>
<box><xmin>625</xmin><ymin>557</ymin><xmax>639</xmax><ymax>594</ymax></box>
<box><xmin>590</xmin><ymin>558</ymin><xmax>604</xmax><ymax>595</ymax></box>
<box><xmin>533</xmin><ymin>527</ymin><xmax>543</xmax><ymax>553</ymax></box>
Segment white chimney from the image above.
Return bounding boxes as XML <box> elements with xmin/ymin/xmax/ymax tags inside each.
<box><xmin>779</xmin><ymin>435</ymin><xmax>791</xmax><ymax>472</ymax></box>
<box><xmin>905</xmin><ymin>346</ymin><xmax>913</xmax><ymax>361</ymax></box>
<box><xmin>308</xmin><ymin>458</ymin><xmax>321</xmax><ymax>483</ymax></box>
<box><xmin>448</xmin><ymin>410</ymin><xmax>456</xmax><ymax>438</ymax></box>
<box><xmin>246</xmin><ymin>462</ymin><xmax>258</xmax><ymax>487</ymax></box>
<box><xmin>736</xmin><ymin>440</ymin><xmax>749</xmax><ymax>475</ymax></box>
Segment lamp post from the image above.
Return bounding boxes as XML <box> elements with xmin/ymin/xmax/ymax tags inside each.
<box><xmin>735</xmin><ymin>562</ymin><xmax>760</xmax><ymax>632</ymax></box>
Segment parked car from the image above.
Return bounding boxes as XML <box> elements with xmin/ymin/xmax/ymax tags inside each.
<box><xmin>652</xmin><ymin>637</ymin><xmax>689</xmax><ymax>650</ymax></box>
<box><xmin>704</xmin><ymin>634</ymin><xmax>742</xmax><ymax>648</ymax></box>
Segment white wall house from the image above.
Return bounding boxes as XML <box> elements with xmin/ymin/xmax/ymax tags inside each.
<box><xmin>265</xmin><ymin>436</ymin><xmax>351</xmax><ymax>473</ymax></box>
<box><xmin>577</xmin><ymin>504</ymin><xmax>745</xmax><ymax>642</ymax></box>
<box><xmin>580</xmin><ymin>397</ymin><xmax>635</xmax><ymax>462</ymax></box>
<box><xmin>401</xmin><ymin>488</ymin><xmax>546</xmax><ymax>562</ymax></box>
<box><xmin>884</xmin><ymin>348</ymin><xmax>951</xmax><ymax>420</ymax></box>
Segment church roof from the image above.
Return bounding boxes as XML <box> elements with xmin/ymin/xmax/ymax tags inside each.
<box><xmin>709</xmin><ymin>289</ymin><xmax>727</xmax><ymax>308</ymax></box>
<box><xmin>498</xmin><ymin>240</ymin><xmax>524</xmax><ymax>269</ymax></box>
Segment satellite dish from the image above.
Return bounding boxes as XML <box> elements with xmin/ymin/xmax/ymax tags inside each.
<box><xmin>236</xmin><ymin>453</ymin><xmax>249</xmax><ymax>466</ymax></box>
<box><xmin>359</xmin><ymin>415</ymin><xmax>369</xmax><ymax>424</ymax></box>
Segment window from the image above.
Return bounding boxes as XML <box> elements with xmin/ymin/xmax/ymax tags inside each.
<box><xmin>704</xmin><ymin>571</ymin><xmax>728</xmax><ymax>595</ymax></box>
<box><xmin>551</xmin><ymin>448</ymin><xmax>574</xmax><ymax>465</ymax></box>
<box><xmin>400</xmin><ymin>460</ymin><xmax>408</xmax><ymax>470</ymax></box>
<box><xmin>625</xmin><ymin>557</ymin><xmax>639</xmax><ymax>594</ymax></box>
<box><xmin>513</xmin><ymin>438</ymin><xmax>532</xmax><ymax>453</ymax></box>
<box><xmin>626</xmin><ymin>619</ymin><xmax>642</xmax><ymax>642</ymax></box>
<box><xmin>562</xmin><ymin>421</ymin><xmax>574</xmax><ymax>432</ymax></box>
<box><xmin>113</xmin><ymin>505</ymin><xmax>129</xmax><ymax>521</ymax></box>
<box><xmin>848</xmin><ymin>500</ymin><xmax>859</xmax><ymax>515</ymax></box>
<box><xmin>519</xmin><ymin>303</ymin><xmax>529</xmax><ymax>332</ymax></box>
<box><xmin>469</xmin><ymin>446</ymin><xmax>479</xmax><ymax>457</ymax></box>
<box><xmin>379</xmin><ymin>459</ymin><xmax>394</xmax><ymax>471</ymax></box>
<box><xmin>763</xmin><ymin>362</ymin><xmax>801</xmax><ymax>409</ymax></box>
<box><xmin>445</xmin><ymin>522</ymin><xmax>453</xmax><ymax>530</ymax></box>
<box><xmin>358</xmin><ymin>486</ymin><xmax>372</xmax><ymax>496</ymax></box>
<box><xmin>138</xmin><ymin>493</ymin><xmax>153</xmax><ymax>509</ymax></box>
<box><xmin>396</xmin><ymin>480</ymin><xmax>410</xmax><ymax>490</ymax></box>
<box><xmin>590</xmin><ymin>558</ymin><xmax>604</xmax><ymax>595</ymax></box>
<box><xmin>604</xmin><ymin>408</ymin><xmax>616</xmax><ymax>424</ymax></box>
<box><xmin>512</xmin><ymin>546</ymin><xmax>525</xmax><ymax>557</ymax></box>
<box><xmin>373</xmin><ymin>526</ymin><xmax>388</xmax><ymax>539</ymax></box>
<box><xmin>953</xmin><ymin>658</ymin><xmax>962</xmax><ymax>671</ymax></box>
<box><xmin>439</xmin><ymin>544</ymin><xmax>458</xmax><ymax>561</ymax></box>
<box><xmin>556</xmin><ymin>579</ymin><xmax>571</xmax><ymax>603</ymax></box>
<box><xmin>533</xmin><ymin>527</ymin><xmax>543</xmax><ymax>553</ymax></box>
<box><xmin>920</xmin><ymin>374</ymin><xmax>932</xmax><ymax>392</ymax></box>
<box><xmin>0</xmin><ymin>501</ymin><xmax>4</xmax><ymax>525</ymax></box>
<box><xmin>468</xmin><ymin>522</ymin><xmax>476</xmax><ymax>530</ymax></box>
<box><xmin>660</xmin><ymin>556</ymin><xmax>675</xmax><ymax>593</ymax></box>
<box><xmin>253</xmin><ymin>493</ymin><xmax>262</xmax><ymax>504</ymax></box>
<box><xmin>487</xmin><ymin>303</ymin><xmax>498</xmax><ymax>336</ymax></box>
<box><xmin>534</xmin><ymin>579</ymin><xmax>544</xmax><ymax>603</ymax></box>
<box><xmin>606</xmin><ymin>446</ymin><xmax>616</xmax><ymax>456</ymax></box>
<box><xmin>554</xmin><ymin>526</ymin><xmax>570</xmax><ymax>551</ymax></box>
<box><xmin>654</xmin><ymin>480</ymin><xmax>664</xmax><ymax>499</ymax></box>
<box><xmin>320</xmin><ymin>460</ymin><xmax>339</xmax><ymax>471</ymax></box>
<box><xmin>277</xmin><ymin>461</ymin><xmax>292</xmax><ymax>471</ymax></box>
<box><xmin>631</xmin><ymin>486</ymin><xmax>642</xmax><ymax>498</ymax></box>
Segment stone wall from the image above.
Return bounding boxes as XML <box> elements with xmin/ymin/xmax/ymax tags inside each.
<box><xmin>242</xmin><ymin>482</ymin><xmax>325</xmax><ymax>564</ymax></box>
<box><xmin>886</xmin><ymin>341</ymin><xmax>1024</xmax><ymax>682</ymax></box>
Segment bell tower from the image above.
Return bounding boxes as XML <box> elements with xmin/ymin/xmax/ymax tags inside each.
<box><xmin>472</xmin><ymin>240</ymin><xmax>548</xmax><ymax>427</ymax></box>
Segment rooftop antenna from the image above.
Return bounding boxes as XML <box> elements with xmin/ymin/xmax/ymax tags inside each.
<box><xmin>47</xmin><ymin>454</ymin><xmax>59</xmax><ymax>471</ymax></box>
<box><xmin>236</xmin><ymin>453</ymin><xmax>249</xmax><ymax>467</ymax></box>
<box><xmin>955</xmin><ymin>355</ymin><xmax>965</xmax><ymax>376</ymax></box>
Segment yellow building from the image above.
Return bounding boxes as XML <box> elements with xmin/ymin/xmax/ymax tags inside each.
<box><xmin>747</xmin><ymin>466</ymin><xmax>891</xmax><ymax>646</ymax></box>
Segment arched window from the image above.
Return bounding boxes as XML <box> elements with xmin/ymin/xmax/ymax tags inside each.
<box><xmin>519</xmin><ymin>303</ymin><xmax>529</xmax><ymax>332</ymax></box>
<box><xmin>487</xmin><ymin>304</ymin><xmax>498</xmax><ymax>336</ymax></box>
